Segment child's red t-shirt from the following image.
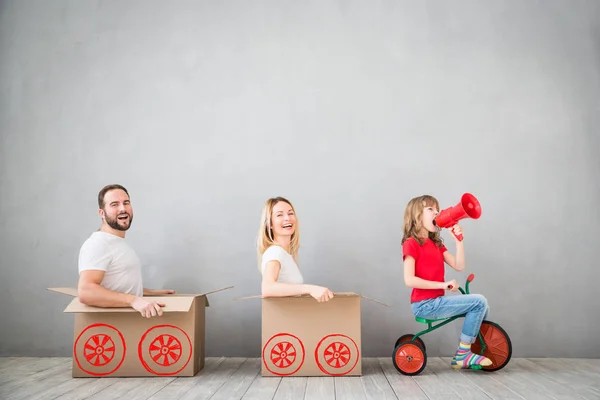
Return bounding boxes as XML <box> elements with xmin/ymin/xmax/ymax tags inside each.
<box><xmin>402</xmin><ymin>237</ymin><xmax>447</xmax><ymax>303</ymax></box>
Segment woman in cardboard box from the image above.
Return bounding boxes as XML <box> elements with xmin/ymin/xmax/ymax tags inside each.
<box><xmin>258</xmin><ymin>197</ymin><xmax>334</xmax><ymax>303</ymax></box>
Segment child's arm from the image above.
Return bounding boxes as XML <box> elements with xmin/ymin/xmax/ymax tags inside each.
<box><xmin>404</xmin><ymin>256</ymin><xmax>455</xmax><ymax>290</ymax></box>
<box><xmin>444</xmin><ymin>224</ymin><xmax>466</xmax><ymax>271</ymax></box>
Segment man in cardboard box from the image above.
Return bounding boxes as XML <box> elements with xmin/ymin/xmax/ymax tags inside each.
<box><xmin>77</xmin><ymin>184</ymin><xmax>173</xmax><ymax>318</ymax></box>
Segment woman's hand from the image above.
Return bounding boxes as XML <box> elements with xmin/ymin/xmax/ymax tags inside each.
<box><xmin>309</xmin><ymin>285</ymin><xmax>334</xmax><ymax>302</ymax></box>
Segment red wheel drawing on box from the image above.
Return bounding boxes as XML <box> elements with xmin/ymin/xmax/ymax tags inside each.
<box><xmin>138</xmin><ymin>324</ymin><xmax>192</xmax><ymax>376</ymax></box>
<box><xmin>262</xmin><ymin>333</ymin><xmax>305</xmax><ymax>376</ymax></box>
<box><xmin>74</xmin><ymin>323</ymin><xmax>126</xmax><ymax>376</ymax></box>
<box><xmin>314</xmin><ymin>334</ymin><xmax>360</xmax><ymax>376</ymax></box>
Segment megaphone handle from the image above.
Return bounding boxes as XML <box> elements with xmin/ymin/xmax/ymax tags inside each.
<box><xmin>451</xmin><ymin>226</ymin><xmax>464</xmax><ymax>241</ymax></box>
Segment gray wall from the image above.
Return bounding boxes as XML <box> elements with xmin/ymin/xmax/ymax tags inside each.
<box><xmin>1</xmin><ymin>0</ymin><xmax>599</xmax><ymax>358</ymax></box>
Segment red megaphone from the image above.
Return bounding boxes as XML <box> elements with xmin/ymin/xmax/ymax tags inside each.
<box><xmin>434</xmin><ymin>193</ymin><xmax>482</xmax><ymax>241</ymax></box>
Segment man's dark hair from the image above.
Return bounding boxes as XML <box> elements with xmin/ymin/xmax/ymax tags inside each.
<box><xmin>98</xmin><ymin>184</ymin><xmax>129</xmax><ymax>209</ymax></box>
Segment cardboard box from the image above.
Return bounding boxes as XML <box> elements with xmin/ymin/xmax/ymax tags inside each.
<box><xmin>48</xmin><ymin>286</ymin><xmax>231</xmax><ymax>377</ymax></box>
<box><xmin>240</xmin><ymin>292</ymin><xmax>388</xmax><ymax>377</ymax></box>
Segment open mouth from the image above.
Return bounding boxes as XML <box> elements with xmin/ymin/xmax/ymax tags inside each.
<box><xmin>282</xmin><ymin>223</ymin><xmax>293</xmax><ymax>229</ymax></box>
<box><xmin>117</xmin><ymin>214</ymin><xmax>130</xmax><ymax>222</ymax></box>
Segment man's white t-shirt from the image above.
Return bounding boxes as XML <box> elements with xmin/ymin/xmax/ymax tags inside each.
<box><xmin>261</xmin><ymin>245</ymin><xmax>304</xmax><ymax>284</ymax></box>
<box><xmin>78</xmin><ymin>231</ymin><xmax>144</xmax><ymax>297</ymax></box>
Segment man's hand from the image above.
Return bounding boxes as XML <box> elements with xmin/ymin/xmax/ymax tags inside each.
<box><xmin>131</xmin><ymin>297</ymin><xmax>166</xmax><ymax>318</ymax></box>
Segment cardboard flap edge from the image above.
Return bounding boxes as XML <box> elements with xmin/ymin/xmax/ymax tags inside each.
<box><xmin>195</xmin><ymin>285</ymin><xmax>234</xmax><ymax>307</ymax></box>
<box><xmin>196</xmin><ymin>285</ymin><xmax>234</xmax><ymax>297</ymax></box>
<box><xmin>47</xmin><ymin>287</ymin><xmax>79</xmax><ymax>297</ymax></box>
<box><xmin>233</xmin><ymin>294</ymin><xmax>263</xmax><ymax>301</ymax></box>
<box><xmin>359</xmin><ymin>294</ymin><xmax>392</xmax><ymax>307</ymax></box>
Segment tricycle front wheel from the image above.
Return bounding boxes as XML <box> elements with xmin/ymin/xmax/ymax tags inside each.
<box><xmin>471</xmin><ymin>321</ymin><xmax>512</xmax><ymax>372</ymax></box>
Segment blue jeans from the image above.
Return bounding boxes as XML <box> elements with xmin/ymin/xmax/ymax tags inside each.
<box><xmin>411</xmin><ymin>294</ymin><xmax>489</xmax><ymax>344</ymax></box>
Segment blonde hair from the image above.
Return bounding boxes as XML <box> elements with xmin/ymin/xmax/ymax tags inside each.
<box><xmin>257</xmin><ymin>197</ymin><xmax>300</xmax><ymax>270</ymax></box>
<box><xmin>401</xmin><ymin>195</ymin><xmax>444</xmax><ymax>247</ymax></box>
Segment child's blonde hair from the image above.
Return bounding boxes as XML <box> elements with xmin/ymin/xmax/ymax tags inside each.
<box><xmin>257</xmin><ymin>197</ymin><xmax>300</xmax><ymax>270</ymax></box>
<box><xmin>401</xmin><ymin>195</ymin><xmax>444</xmax><ymax>247</ymax></box>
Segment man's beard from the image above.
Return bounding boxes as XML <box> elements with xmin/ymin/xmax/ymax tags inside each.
<box><xmin>105</xmin><ymin>212</ymin><xmax>133</xmax><ymax>231</ymax></box>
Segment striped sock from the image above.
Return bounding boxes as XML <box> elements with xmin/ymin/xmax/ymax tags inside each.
<box><xmin>451</xmin><ymin>341</ymin><xmax>492</xmax><ymax>370</ymax></box>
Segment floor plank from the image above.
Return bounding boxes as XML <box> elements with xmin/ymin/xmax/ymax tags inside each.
<box><xmin>359</xmin><ymin>358</ymin><xmax>397</xmax><ymax>400</ymax></box>
<box><xmin>27</xmin><ymin>376</ymin><xmax>100</xmax><ymax>400</ymax></box>
<box><xmin>241</xmin><ymin>375</ymin><xmax>281</xmax><ymax>400</ymax></box>
<box><xmin>177</xmin><ymin>357</ymin><xmax>247</xmax><ymax>400</ymax></box>
<box><xmin>335</xmin><ymin>376</ymin><xmax>368</xmax><ymax>399</ymax></box>
<box><xmin>377</xmin><ymin>357</ymin><xmax>429</xmax><ymax>400</ymax></box>
<box><xmin>54</xmin><ymin>378</ymin><xmax>122</xmax><ymax>400</ymax></box>
<box><xmin>0</xmin><ymin>357</ymin><xmax>70</xmax><ymax>385</ymax></box>
<box><xmin>527</xmin><ymin>358</ymin><xmax>599</xmax><ymax>400</ymax></box>
<box><xmin>491</xmin><ymin>359</ymin><xmax>560</xmax><ymax>400</ymax></box>
<box><xmin>443</xmin><ymin>356</ymin><xmax>524</xmax><ymax>400</ymax></box>
<box><xmin>515</xmin><ymin>358</ymin><xmax>592</xmax><ymax>400</ymax></box>
<box><xmin>87</xmin><ymin>377</ymin><xmax>176</xmax><ymax>400</ymax></box>
<box><xmin>0</xmin><ymin>359</ymin><xmax>72</xmax><ymax>399</ymax></box>
<box><xmin>147</xmin><ymin>357</ymin><xmax>225</xmax><ymax>400</ymax></box>
<box><xmin>1</xmin><ymin>357</ymin><xmax>599</xmax><ymax>400</ymax></box>
<box><xmin>10</xmin><ymin>366</ymin><xmax>79</xmax><ymax>400</ymax></box>
<box><xmin>426</xmin><ymin>357</ymin><xmax>492</xmax><ymax>400</ymax></box>
<box><xmin>272</xmin><ymin>377</ymin><xmax>307</xmax><ymax>400</ymax></box>
<box><xmin>413</xmin><ymin>357</ymin><xmax>462</xmax><ymax>400</ymax></box>
<box><xmin>304</xmin><ymin>376</ymin><xmax>334</xmax><ymax>400</ymax></box>
<box><xmin>210</xmin><ymin>358</ymin><xmax>261</xmax><ymax>400</ymax></box>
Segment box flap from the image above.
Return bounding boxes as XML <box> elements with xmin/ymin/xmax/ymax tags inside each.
<box><xmin>63</xmin><ymin>296</ymin><xmax>195</xmax><ymax>313</ymax></box>
<box><xmin>193</xmin><ymin>285</ymin><xmax>234</xmax><ymax>307</ymax></box>
<box><xmin>47</xmin><ymin>287</ymin><xmax>78</xmax><ymax>297</ymax></box>
<box><xmin>337</xmin><ymin>292</ymin><xmax>391</xmax><ymax>306</ymax></box>
<box><xmin>196</xmin><ymin>285</ymin><xmax>234</xmax><ymax>297</ymax></box>
<box><xmin>233</xmin><ymin>294</ymin><xmax>264</xmax><ymax>300</ymax></box>
<box><xmin>357</xmin><ymin>294</ymin><xmax>391</xmax><ymax>307</ymax></box>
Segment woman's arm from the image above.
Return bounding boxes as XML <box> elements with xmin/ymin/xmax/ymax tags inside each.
<box><xmin>261</xmin><ymin>260</ymin><xmax>333</xmax><ymax>302</ymax></box>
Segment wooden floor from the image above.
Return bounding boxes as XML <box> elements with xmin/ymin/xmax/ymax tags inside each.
<box><xmin>1</xmin><ymin>357</ymin><xmax>599</xmax><ymax>400</ymax></box>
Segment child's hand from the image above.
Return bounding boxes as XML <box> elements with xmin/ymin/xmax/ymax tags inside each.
<box><xmin>450</xmin><ymin>224</ymin><xmax>463</xmax><ymax>241</ymax></box>
<box><xmin>444</xmin><ymin>280</ymin><xmax>458</xmax><ymax>292</ymax></box>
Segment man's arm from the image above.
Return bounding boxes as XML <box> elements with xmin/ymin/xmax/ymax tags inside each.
<box><xmin>143</xmin><ymin>288</ymin><xmax>175</xmax><ymax>296</ymax></box>
<box><xmin>78</xmin><ymin>270</ymin><xmax>136</xmax><ymax>307</ymax></box>
<box><xmin>78</xmin><ymin>270</ymin><xmax>165</xmax><ymax>318</ymax></box>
